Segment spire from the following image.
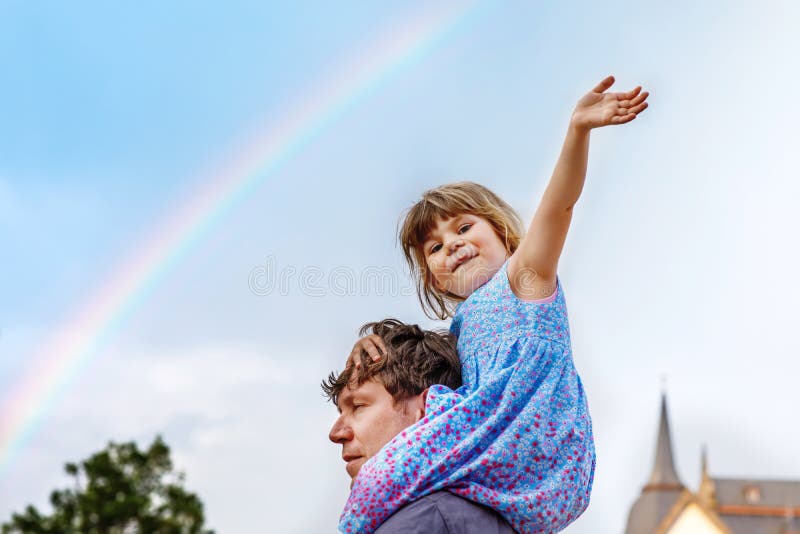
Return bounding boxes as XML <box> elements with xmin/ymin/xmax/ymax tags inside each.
<box><xmin>644</xmin><ymin>392</ymin><xmax>683</xmax><ymax>491</ymax></box>
<box><xmin>698</xmin><ymin>444</ymin><xmax>717</xmax><ymax>508</ymax></box>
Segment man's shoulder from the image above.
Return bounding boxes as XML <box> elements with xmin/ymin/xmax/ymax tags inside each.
<box><xmin>375</xmin><ymin>491</ymin><xmax>516</xmax><ymax>534</ymax></box>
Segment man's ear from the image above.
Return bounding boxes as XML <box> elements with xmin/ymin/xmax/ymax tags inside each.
<box><xmin>413</xmin><ymin>388</ymin><xmax>430</xmax><ymax>423</ymax></box>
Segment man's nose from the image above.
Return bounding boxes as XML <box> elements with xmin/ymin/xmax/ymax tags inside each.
<box><xmin>329</xmin><ymin>417</ymin><xmax>353</xmax><ymax>444</ymax></box>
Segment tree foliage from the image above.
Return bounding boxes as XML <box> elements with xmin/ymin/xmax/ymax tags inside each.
<box><xmin>2</xmin><ymin>436</ymin><xmax>213</xmax><ymax>534</ymax></box>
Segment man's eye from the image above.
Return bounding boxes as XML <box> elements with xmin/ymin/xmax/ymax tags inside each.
<box><xmin>430</xmin><ymin>243</ymin><xmax>442</xmax><ymax>254</ymax></box>
<box><xmin>458</xmin><ymin>224</ymin><xmax>472</xmax><ymax>234</ymax></box>
<box><xmin>353</xmin><ymin>404</ymin><xmax>365</xmax><ymax>412</ymax></box>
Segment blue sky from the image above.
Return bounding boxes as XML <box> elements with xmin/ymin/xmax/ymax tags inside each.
<box><xmin>2</xmin><ymin>1</ymin><xmax>799</xmax><ymax>532</ymax></box>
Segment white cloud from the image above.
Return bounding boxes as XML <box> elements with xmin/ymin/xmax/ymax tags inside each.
<box><xmin>0</xmin><ymin>342</ymin><xmax>347</xmax><ymax>533</ymax></box>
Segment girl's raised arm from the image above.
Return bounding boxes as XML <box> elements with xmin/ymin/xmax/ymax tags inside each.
<box><xmin>508</xmin><ymin>75</ymin><xmax>649</xmax><ymax>300</ymax></box>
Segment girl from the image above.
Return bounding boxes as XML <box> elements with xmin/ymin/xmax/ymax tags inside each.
<box><xmin>340</xmin><ymin>76</ymin><xmax>649</xmax><ymax>533</ymax></box>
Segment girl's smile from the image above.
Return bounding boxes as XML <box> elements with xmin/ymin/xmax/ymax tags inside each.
<box><xmin>423</xmin><ymin>214</ymin><xmax>510</xmax><ymax>298</ymax></box>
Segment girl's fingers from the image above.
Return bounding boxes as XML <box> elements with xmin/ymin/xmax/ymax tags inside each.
<box><xmin>612</xmin><ymin>102</ymin><xmax>648</xmax><ymax>124</ymax></box>
<box><xmin>616</xmin><ymin>100</ymin><xmax>648</xmax><ymax>116</ymax></box>
<box><xmin>364</xmin><ymin>341</ymin><xmax>382</xmax><ymax>361</ymax></box>
<box><xmin>349</xmin><ymin>347</ymin><xmax>362</xmax><ymax>369</ymax></box>
<box><xmin>611</xmin><ymin>113</ymin><xmax>636</xmax><ymax>125</ymax></box>
<box><xmin>608</xmin><ymin>85</ymin><xmax>649</xmax><ymax>125</ymax></box>
<box><xmin>624</xmin><ymin>91</ymin><xmax>649</xmax><ymax>108</ymax></box>
<box><xmin>350</xmin><ymin>334</ymin><xmax>385</xmax><ymax>368</ymax></box>
<box><xmin>376</xmin><ymin>338</ymin><xmax>387</xmax><ymax>357</ymax></box>
<box><xmin>628</xmin><ymin>101</ymin><xmax>648</xmax><ymax>115</ymax></box>
<box><xmin>363</xmin><ymin>334</ymin><xmax>387</xmax><ymax>361</ymax></box>
<box><xmin>592</xmin><ymin>75</ymin><xmax>615</xmax><ymax>93</ymax></box>
<box><xmin>617</xmin><ymin>86</ymin><xmax>642</xmax><ymax>101</ymax></box>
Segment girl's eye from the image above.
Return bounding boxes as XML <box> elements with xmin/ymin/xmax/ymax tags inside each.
<box><xmin>430</xmin><ymin>243</ymin><xmax>442</xmax><ymax>254</ymax></box>
<box><xmin>353</xmin><ymin>404</ymin><xmax>365</xmax><ymax>412</ymax></box>
<box><xmin>458</xmin><ymin>224</ymin><xmax>472</xmax><ymax>234</ymax></box>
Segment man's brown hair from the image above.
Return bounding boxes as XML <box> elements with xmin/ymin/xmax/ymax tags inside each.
<box><xmin>321</xmin><ymin>318</ymin><xmax>462</xmax><ymax>406</ymax></box>
<box><xmin>398</xmin><ymin>181</ymin><xmax>524</xmax><ymax>320</ymax></box>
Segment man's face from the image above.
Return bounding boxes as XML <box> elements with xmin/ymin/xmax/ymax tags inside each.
<box><xmin>329</xmin><ymin>379</ymin><xmax>425</xmax><ymax>482</ymax></box>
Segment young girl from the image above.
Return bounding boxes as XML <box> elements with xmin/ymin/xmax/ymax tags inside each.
<box><xmin>340</xmin><ymin>76</ymin><xmax>649</xmax><ymax>533</ymax></box>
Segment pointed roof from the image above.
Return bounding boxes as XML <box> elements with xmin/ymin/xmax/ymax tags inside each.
<box><xmin>625</xmin><ymin>393</ymin><xmax>686</xmax><ymax>534</ymax></box>
<box><xmin>645</xmin><ymin>392</ymin><xmax>683</xmax><ymax>491</ymax></box>
<box><xmin>626</xmin><ymin>391</ymin><xmax>800</xmax><ymax>534</ymax></box>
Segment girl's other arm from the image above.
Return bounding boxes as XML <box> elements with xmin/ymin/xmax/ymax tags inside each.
<box><xmin>348</xmin><ymin>334</ymin><xmax>387</xmax><ymax>368</ymax></box>
<box><xmin>509</xmin><ymin>75</ymin><xmax>649</xmax><ymax>300</ymax></box>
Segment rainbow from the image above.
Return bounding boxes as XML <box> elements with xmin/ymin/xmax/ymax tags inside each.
<box><xmin>0</xmin><ymin>1</ymin><xmax>486</xmax><ymax>477</ymax></box>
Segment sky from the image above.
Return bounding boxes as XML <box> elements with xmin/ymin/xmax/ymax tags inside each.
<box><xmin>1</xmin><ymin>0</ymin><xmax>799</xmax><ymax>532</ymax></box>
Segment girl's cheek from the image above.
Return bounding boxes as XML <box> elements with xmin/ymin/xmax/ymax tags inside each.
<box><xmin>427</xmin><ymin>261</ymin><xmax>445</xmax><ymax>280</ymax></box>
<box><xmin>427</xmin><ymin>270</ymin><xmax>445</xmax><ymax>291</ymax></box>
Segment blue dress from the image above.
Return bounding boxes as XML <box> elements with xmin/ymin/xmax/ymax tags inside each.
<box><xmin>339</xmin><ymin>262</ymin><xmax>595</xmax><ymax>533</ymax></box>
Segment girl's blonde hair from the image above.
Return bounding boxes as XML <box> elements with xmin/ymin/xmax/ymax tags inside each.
<box><xmin>399</xmin><ymin>182</ymin><xmax>524</xmax><ymax>319</ymax></box>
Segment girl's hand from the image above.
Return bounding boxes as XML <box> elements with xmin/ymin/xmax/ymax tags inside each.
<box><xmin>570</xmin><ymin>75</ymin><xmax>649</xmax><ymax>131</ymax></box>
<box><xmin>348</xmin><ymin>334</ymin><xmax>387</xmax><ymax>369</ymax></box>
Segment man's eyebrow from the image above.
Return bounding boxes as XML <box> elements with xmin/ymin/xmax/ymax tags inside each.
<box><xmin>337</xmin><ymin>390</ymin><xmax>354</xmax><ymax>413</ymax></box>
<box><xmin>338</xmin><ymin>387</ymin><xmax>371</xmax><ymax>412</ymax></box>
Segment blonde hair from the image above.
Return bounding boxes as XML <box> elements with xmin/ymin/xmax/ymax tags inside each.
<box><xmin>399</xmin><ymin>182</ymin><xmax>524</xmax><ymax>319</ymax></box>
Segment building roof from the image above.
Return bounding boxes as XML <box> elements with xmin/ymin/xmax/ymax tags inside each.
<box><xmin>713</xmin><ymin>478</ymin><xmax>800</xmax><ymax>509</ymax></box>
<box><xmin>713</xmin><ymin>478</ymin><xmax>800</xmax><ymax>534</ymax></box>
<box><xmin>624</xmin><ymin>392</ymin><xmax>800</xmax><ymax>534</ymax></box>
<box><xmin>625</xmin><ymin>489</ymin><xmax>686</xmax><ymax>534</ymax></box>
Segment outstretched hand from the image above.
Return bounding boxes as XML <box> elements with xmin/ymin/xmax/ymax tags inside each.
<box><xmin>571</xmin><ymin>75</ymin><xmax>649</xmax><ymax>130</ymax></box>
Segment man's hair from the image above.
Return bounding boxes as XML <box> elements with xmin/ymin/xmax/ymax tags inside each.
<box><xmin>398</xmin><ymin>181</ymin><xmax>524</xmax><ymax>320</ymax></box>
<box><xmin>321</xmin><ymin>318</ymin><xmax>462</xmax><ymax>406</ymax></box>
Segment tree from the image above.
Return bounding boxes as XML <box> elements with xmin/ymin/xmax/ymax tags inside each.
<box><xmin>2</xmin><ymin>436</ymin><xmax>213</xmax><ymax>534</ymax></box>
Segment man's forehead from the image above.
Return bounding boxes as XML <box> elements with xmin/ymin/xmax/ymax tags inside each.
<box><xmin>337</xmin><ymin>378</ymin><xmax>383</xmax><ymax>409</ymax></box>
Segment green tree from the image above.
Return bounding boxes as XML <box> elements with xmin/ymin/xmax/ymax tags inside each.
<box><xmin>2</xmin><ymin>436</ymin><xmax>213</xmax><ymax>534</ymax></box>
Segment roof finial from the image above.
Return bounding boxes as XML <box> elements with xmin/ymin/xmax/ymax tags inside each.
<box><xmin>701</xmin><ymin>444</ymin><xmax>708</xmax><ymax>475</ymax></box>
<box><xmin>644</xmin><ymin>390</ymin><xmax>683</xmax><ymax>491</ymax></box>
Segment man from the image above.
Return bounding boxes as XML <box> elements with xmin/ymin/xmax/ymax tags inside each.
<box><xmin>323</xmin><ymin>318</ymin><xmax>515</xmax><ymax>533</ymax></box>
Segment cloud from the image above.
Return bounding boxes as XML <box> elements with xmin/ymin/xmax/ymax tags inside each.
<box><xmin>0</xmin><ymin>342</ymin><xmax>347</xmax><ymax>532</ymax></box>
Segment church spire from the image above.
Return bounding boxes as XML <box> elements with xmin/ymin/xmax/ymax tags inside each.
<box><xmin>698</xmin><ymin>445</ymin><xmax>717</xmax><ymax>508</ymax></box>
<box><xmin>644</xmin><ymin>392</ymin><xmax>683</xmax><ymax>491</ymax></box>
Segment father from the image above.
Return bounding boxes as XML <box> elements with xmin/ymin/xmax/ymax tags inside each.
<box><xmin>323</xmin><ymin>318</ymin><xmax>515</xmax><ymax>533</ymax></box>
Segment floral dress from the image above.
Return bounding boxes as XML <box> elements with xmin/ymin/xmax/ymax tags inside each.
<box><xmin>339</xmin><ymin>261</ymin><xmax>595</xmax><ymax>533</ymax></box>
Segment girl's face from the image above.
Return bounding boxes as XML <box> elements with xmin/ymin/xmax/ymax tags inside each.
<box><xmin>423</xmin><ymin>214</ymin><xmax>510</xmax><ymax>299</ymax></box>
